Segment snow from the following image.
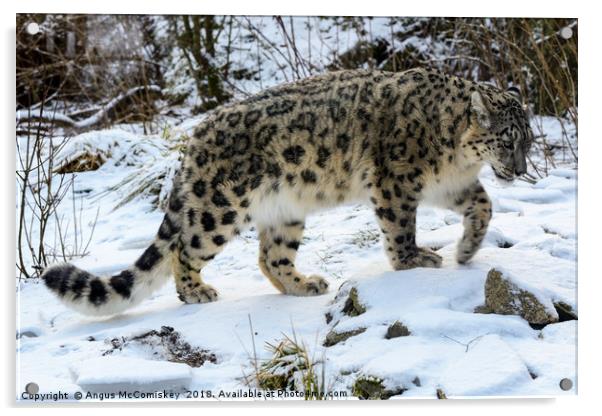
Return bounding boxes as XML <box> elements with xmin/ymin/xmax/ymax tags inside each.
<box><xmin>70</xmin><ymin>356</ymin><xmax>192</xmax><ymax>394</ymax></box>
<box><xmin>16</xmin><ymin>117</ymin><xmax>576</xmax><ymax>401</ymax></box>
<box><xmin>16</xmin><ymin>86</ymin><xmax>162</xmax><ymax>131</ymax></box>
<box><xmin>438</xmin><ymin>334</ymin><xmax>534</xmax><ymax>396</ymax></box>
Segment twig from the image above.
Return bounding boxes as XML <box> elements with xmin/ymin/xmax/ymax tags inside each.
<box><xmin>440</xmin><ymin>333</ymin><xmax>489</xmax><ymax>352</ymax></box>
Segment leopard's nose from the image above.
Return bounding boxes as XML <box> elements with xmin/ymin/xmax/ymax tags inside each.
<box><xmin>513</xmin><ymin>147</ymin><xmax>527</xmax><ymax>176</ymax></box>
<box><xmin>514</xmin><ymin>164</ymin><xmax>527</xmax><ymax>176</ymax></box>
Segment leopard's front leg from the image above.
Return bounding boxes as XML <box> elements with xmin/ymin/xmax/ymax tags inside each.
<box><xmin>448</xmin><ymin>180</ymin><xmax>492</xmax><ymax>264</ymax></box>
<box><xmin>372</xmin><ymin>180</ymin><xmax>442</xmax><ymax>270</ymax></box>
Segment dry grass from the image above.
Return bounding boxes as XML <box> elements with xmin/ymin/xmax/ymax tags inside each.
<box><xmin>241</xmin><ymin>319</ymin><xmax>329</xmax><ymax>400</ymax></box>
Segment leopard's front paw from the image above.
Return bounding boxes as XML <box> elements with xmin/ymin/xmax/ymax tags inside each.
<box><xmin>284</xmin><ymin>274</ymin><xmax>329</xmax><ymax>296</ymax></box>
<box><xmin>177</xmin><ymin>283</ymin><xmax>219</xmax><ymax>304</ymax></box>
<box><xmin>395</xmin><ymin>247</ymin><xmax>442</xmax><ymax>270</ymax></box>
<box><xmin>304</xmin><ymin>275</ymin><xmax>330</xmax><ymax>295</ymax></box>
<box><xmin>456</xmin><ymin>238</ymin><xmax>479</xmax><ymax>264</ymax></box>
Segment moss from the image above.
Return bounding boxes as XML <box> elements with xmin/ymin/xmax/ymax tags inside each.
<box><xmin>352</xmin><ymin>375</ymin><xmax>405</xmax><ymax>400</ymax></box>
<box><xmin>352</xmin><ymin>376</ymin><xmax>385</xmax><ymax>400</ymax></box>
<box><xmin>257</xmin><ymin>373</ymin><xmax>288</xmax><ymax>391</ymax></box>
<box><xmin>323</xmin><ymin>327</ymin><xmax>366</xmax><ymax>347</ymax></box>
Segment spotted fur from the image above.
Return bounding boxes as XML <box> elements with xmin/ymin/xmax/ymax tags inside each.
<box><xmin>42</xmin><ymin>68</ymin><xmax>533</xmax><ymax>316</ymax></box>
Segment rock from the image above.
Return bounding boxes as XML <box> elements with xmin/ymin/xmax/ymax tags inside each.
<box><xmin>352</xmin><ymin>375</ymin><xmax>405</xmax><ymax>400</ymax></box>
<box><xmin>342</xmin><ymin>287</ymin><xmax>366</xmax><ymax>317</ymax></box>
<box><xmin>484</xmin><ymin>268</ymin><xmax>558</xmax><ymax>325</ymax></box>
<box><xmin>385</xmin><ymin>321</ymin><xmax>411</xmax><ymax>339</ymax></box>
<box><xmin>323</xmin><ymin>327</ymin><xmax>366</xmax><ymax>347</ymax></box>
<box><xmin>325</xmin><ymin>282</ymin><xmax>366</xmax><ymax>326</ymax></box>
<box><xmin>473</xmin><ymin>304</ymin><xmax>493</xmax><ymax>314</ymax></box>
<box><xmin>436</xmin><ymin>388</ymin><xmax>447</xmax><ymax>399</ymax></box>
<box><xmin>17</xmin><ymin>326</ymin><xmax>43</xmax><ymax>339</ymax></box>
<box><xmin>17</xmin><ymin>330</ymin><xmax>39</xmax><ymax>339</ymax></box>
<box><xmin>553</xmin><ymin>301</ymin><xmax>578</xmax><ymax>321</ymax></box>
<box><xmin>70</xmin><ymin>356</ymin><xmax>192</xmax><ymax>394</ymax></box>
<box><xmin>103</xmin><ymin>326</ymin><xmax>216</xmax><ymax>367</ymax></box>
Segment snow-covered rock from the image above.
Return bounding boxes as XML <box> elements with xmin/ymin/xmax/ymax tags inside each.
<box><xmin>483</xmin><ymin>268</ymin><xmax>559</xmax><ymax>325</ymax></box>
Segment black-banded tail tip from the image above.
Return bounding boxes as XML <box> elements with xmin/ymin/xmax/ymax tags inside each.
<box><xmin>42</xmin><ymin>263</ymin><xmax>80</xmax><ymax>294</ymax></box>
<box><xmin>41</xmin><ymin>263</ymin><xmax>114</xmax><ymax>315</ymax></box>
<box><xmin>40</xmin><ymin>248</ymin><xmax>170</xmax><ymax>316</ymax></box>
<box><xmin>41</xmin><ymin>263</ymin><xmax>101</xmax><ymax>303</ymax></box>
<box><xmin>42</xmin><ymin>264</ymin><xmax>101</xmax><ymax>305</ymax></box>
<box><xmin>43</xmin><ymin>264</ymin><xmax>136</xmax><ymax>298</ymax></box>
<box><xmin>41</xmin><ymin>263</ymin><xmax>142</xmax><ymax>316</ymax></box>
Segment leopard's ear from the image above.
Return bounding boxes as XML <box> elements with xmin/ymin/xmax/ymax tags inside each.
<box><xmin>507</xmin><ymin>86</ymin><xmax>522</xmax><ymax>100</ymax></box>
<box><xmin>471</xmin><ymin>91</ymin><xmax>491</xmax><ymax>129</ymax></box>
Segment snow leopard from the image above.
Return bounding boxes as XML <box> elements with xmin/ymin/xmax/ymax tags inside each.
<box><xmin>43</xmin><ymin>67</ymin><xmax>533</xmax><ymax>316</ymax></box>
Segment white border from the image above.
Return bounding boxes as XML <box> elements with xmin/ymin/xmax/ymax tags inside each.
<box><xmin>10</xmin><ymin>0</ymin><xmax>580</xmax><ymax>18</ymax></box>
<box><xmin>3</xmin><ymin>1</ymin><xmax>599</xmax><ymax>415</ymax></box>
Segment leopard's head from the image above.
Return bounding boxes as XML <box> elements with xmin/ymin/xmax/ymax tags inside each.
<box><xmin>465</xmin><ymin>86</ymin><xmax>533</xmax><ymax>183</ymax></box>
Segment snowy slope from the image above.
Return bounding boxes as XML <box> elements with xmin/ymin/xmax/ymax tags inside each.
<box><xmin>16</xmin><ymin>120</ymin><xmax>577</xmax><ymax>401</ymax></box>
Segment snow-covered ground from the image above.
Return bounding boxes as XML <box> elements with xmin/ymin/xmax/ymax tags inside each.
<box><xmin>16</xmin><ymin>118</ymin><xmax>577</xmax><ymax>401</ymax></box>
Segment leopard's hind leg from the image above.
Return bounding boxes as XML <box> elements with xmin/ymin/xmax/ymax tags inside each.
<box><xmin>258</xmin><ymin>220</ymin><xmax>329</xmax><ymax>296</ymax></box>
<box><xmin>172</xmin><ymin>243</ymin><xmax>219</xmax><ymax>304</ymax></box>
<box><xmin>172</xmin><ymin>182</ymin><xmax>250</xmax><ymax>304</ymax></box>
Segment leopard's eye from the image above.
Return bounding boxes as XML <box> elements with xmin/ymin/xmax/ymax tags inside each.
<box><xmin>502</xmin><ymin>141</ymin><xmax>513</xmax><ymax>150</ymax></box>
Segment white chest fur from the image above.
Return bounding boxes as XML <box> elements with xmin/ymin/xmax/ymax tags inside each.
<box><xmin>420</xmin><ymin>162</ymin><xmax>483</xmax><ymax>208</ymax></box>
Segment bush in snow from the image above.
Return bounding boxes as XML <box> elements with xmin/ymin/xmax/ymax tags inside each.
<box><xmin>245</xmin><ymin>333</ymin><xmax>327</xmax><ymax>399</ymax></box>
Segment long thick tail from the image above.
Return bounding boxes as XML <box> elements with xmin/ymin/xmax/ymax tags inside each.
<box><xmin>43</xmin><ymin>169</ymin><xmax>185</xmax><ymax>317</ymax></box>
<box><xmin>42</xmin><ymin>237</ymin><xmax>174</xmax><ymax>316</ymax></box>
